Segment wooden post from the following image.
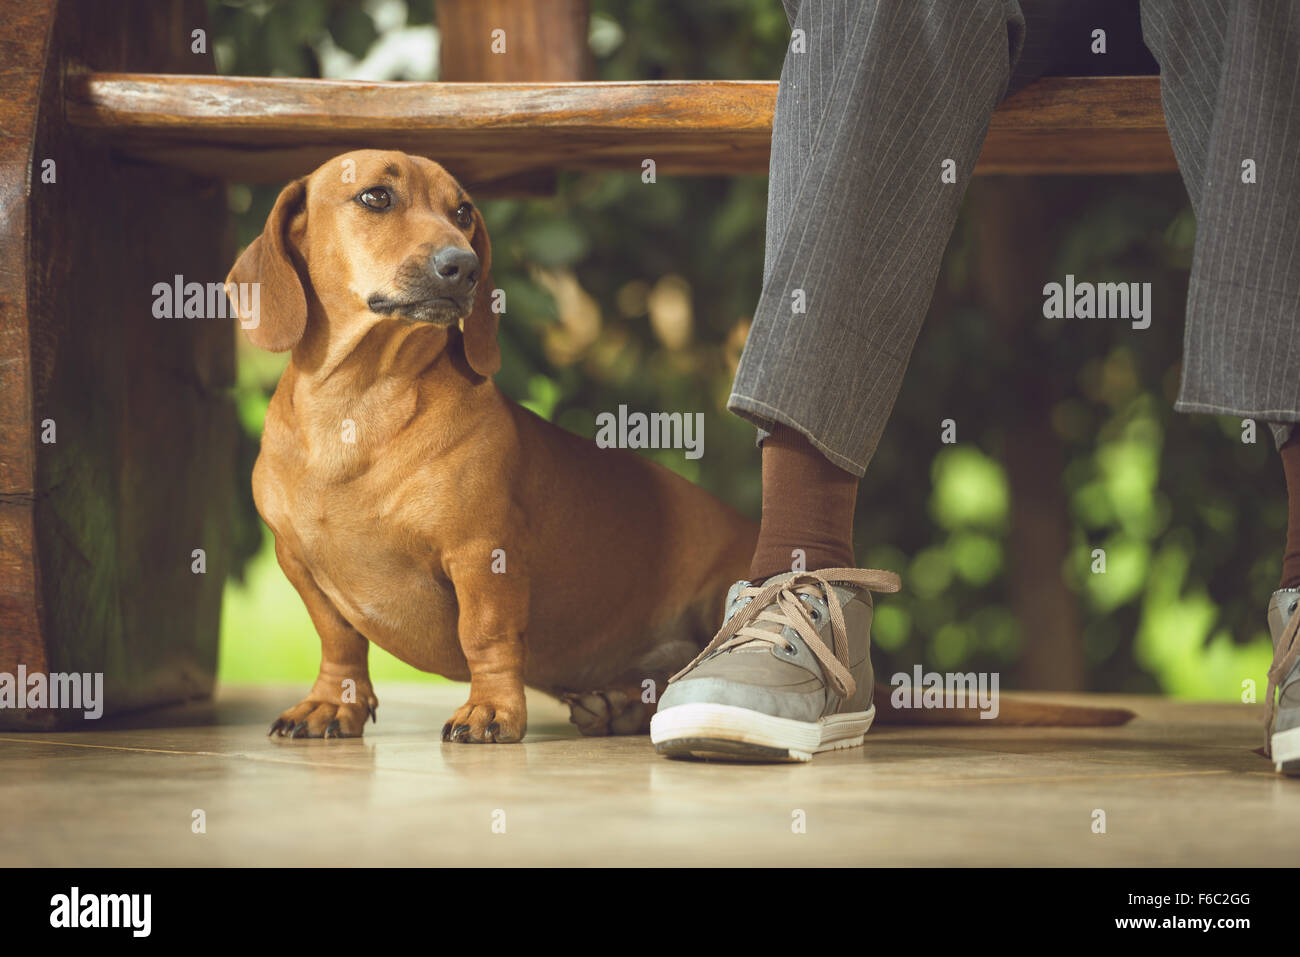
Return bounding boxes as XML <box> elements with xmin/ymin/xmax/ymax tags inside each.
<box><xmin>0</xmin><ymin>0</ymin><xmax>237</xmax><ymax>728</ymax></box>
<box><xmin>434</xmin><ymin>0</ymin><xmax>591</xmax><ymax>195</ymax></box>
<box><xmin>971</xmin><ymin>177</ymin><xmax>1087</xmax><ymax>691</ymax></box>
<box><xmin>437</xmin><ymin>0</ymin><xmax>593</xmax><ymax>82</ymax></box>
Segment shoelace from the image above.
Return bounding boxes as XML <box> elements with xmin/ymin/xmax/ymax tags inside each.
<box><xmin>669</xmin><ymin>567</ymin><xmax>902</xmax><ymax>699</ymax></box>
<box><xmin>1266</xmin><ymin>605</ymin><xmax>1300</xmax><ymax>757</ymax></box>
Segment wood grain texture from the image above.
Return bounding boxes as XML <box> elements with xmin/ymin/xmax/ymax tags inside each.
<box><xmin>437</xmin><ymin>0</ymin><xmax>592</xmax><ymax>82</ymax></box>
<box><xmin>64</xmin><ymin>74</ymin><xmax>1178</xmax><ymax>190</ymax></box>
<box><xmin>1</xmin><ymin>0</ymin><xmax>236</xmax><ymax>730</ymax></box>
<box><xmin>0</xmin><ymin>0</ymin><xmax>56</xmax><ymax>696</ymax></box>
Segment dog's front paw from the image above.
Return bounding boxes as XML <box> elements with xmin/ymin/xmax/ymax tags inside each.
<box><xmin>269</xmin><ymin>685</ymin><xmax>378</xmax><ymax>739</ymax></box>
<box><xmin>441</xmin><ymin>698</ymin><xmax>526</xmax><ymax>744</ymax></box>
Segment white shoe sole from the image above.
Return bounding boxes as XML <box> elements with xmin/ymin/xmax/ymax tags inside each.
<box><xmin>650</xmin><ymin>702</ymin><xmax>875</xmax><ymax>763</ymax></box>
<box><xmin>1274</xmin><ymin>725</ymin><xmax>1300</xmax><ymax>775</ymax></box>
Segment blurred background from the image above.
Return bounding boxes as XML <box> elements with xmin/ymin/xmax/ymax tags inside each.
<box><xmin>210</xmin><ymin>0</ymin><xmax>1278</xmax><ymax>698</ymax></box>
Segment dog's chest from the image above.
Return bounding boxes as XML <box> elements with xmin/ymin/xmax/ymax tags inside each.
<box><xmin>253</xmin><ymin>447</ymin><xmax>466</xmax><ymax>675</ymax></box>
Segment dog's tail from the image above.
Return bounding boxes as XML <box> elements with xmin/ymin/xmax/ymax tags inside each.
<box><xmin>872</xmin><ymin>682</ymin><xmax>1135</xmax><ymax>727</ymax></box>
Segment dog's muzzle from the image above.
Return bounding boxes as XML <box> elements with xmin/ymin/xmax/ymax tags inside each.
<box><xmin>369</xmin><ymin>246</ymin><xmax>480</xmax><ymax>325</ymax></box>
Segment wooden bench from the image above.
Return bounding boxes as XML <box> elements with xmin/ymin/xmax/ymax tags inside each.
<box><xmin>66</xmin><ymin>74</ymin><xmax>1176</xmax><ymax>192</ymax></box>
<box><xmin>0</xmin><ymin>0</ymin><xmax>1176</xmax><ymax>728</ymax></box>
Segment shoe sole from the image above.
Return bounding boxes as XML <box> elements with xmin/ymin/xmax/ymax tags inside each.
<box><xmin>649</xmin><ymin>702</ymin><xmax>875</xmax><ymax>763</ymax></box>
<box><xmin>1274</xmin><ymin>726</ymin><xmax>1300</xmax><ymax>775</ymax></box>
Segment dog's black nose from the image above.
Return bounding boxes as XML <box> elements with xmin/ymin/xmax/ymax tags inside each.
<box><xmin>431</xmin><ymin>247</ymin><xmax>480</xmax><ymax>297</ymax></box>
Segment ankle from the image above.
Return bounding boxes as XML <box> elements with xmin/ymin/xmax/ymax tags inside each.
<box><xmin>749</xmin><ymin>422</ymin><xmax>859</xmax><ymax>586</ymax></box>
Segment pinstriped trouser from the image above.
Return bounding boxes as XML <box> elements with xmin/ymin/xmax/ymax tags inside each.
<box><xmin>727</xmin><ymin>0</ymin><xmax>1300</xmax><ymax>475</ymax></box>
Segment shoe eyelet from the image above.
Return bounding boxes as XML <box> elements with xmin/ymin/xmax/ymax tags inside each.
<box><xmin>783</xmin><ymin>643</ymin><xmax>799</xmax><ymax>657</ymax></box>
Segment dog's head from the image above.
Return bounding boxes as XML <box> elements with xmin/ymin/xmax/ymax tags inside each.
<box><xmin>227</xmin><ymin>149</ymin><xmax>499</xmax><ymax>376</ymax></box>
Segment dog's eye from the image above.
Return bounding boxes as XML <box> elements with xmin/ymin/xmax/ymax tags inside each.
<box><xmin>357</xmin><ymin>187</ymin><xmax>392</xmax><ymax>210</ymax></box>
<box><xmin>455</xmin><ymin>202</ymin><xmax>474</xmax><ymax>229</ymax></box>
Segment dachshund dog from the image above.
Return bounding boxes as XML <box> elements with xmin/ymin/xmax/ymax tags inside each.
<box><xmin>229</xmin><ymin>149</ymin><xmax>757</xmax><ymax>743</ymax></box>
<box><xmin>230</xmin><ymin>150</ymin><xmax>1132</xmax><ymax>743</ymax></box>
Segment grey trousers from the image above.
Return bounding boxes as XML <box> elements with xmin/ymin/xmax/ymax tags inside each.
<box><xmin>728</xmin><ymin>0</ymin><xmax>1300</xmax><ymax>475</ymax></box>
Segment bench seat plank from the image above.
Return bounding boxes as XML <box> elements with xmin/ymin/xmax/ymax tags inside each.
<box><xmin>66</xmin><ymin>74</ymin><xmax>1178</xmax><ymax>190</ymax></box>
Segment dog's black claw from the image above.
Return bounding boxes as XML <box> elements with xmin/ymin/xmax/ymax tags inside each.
<box><xmin>487</xmin><ymin>722</ymin><xmax>500</xmax><ymax>739</ymax></box>
<box><xmin>324</xmin><ymin>719</ymin><xmax>341</xmax><ymax>739</ymax></box>
<box><xmin>291</xmin><ymin>721</ymin><xmax>309</xmax><ymax>739</ymax></box>
<box><xmin>268</xmin><ymin>718</ymin><xmax>288</xmax><ymax>736</ymax></box>
<box><xmin>451</xmin><ymin>724</ymin><xmax>470</xmax><ymax>741</ymax></box>
<box><xmin>368</xmin><ymin>704</ymin><xmax>377</xmax><ymax>724</ymax></box>
<box><xmin>441</xmin><ymin>722</ymin><xmax>453</xmax><ymax>741</ymax></box>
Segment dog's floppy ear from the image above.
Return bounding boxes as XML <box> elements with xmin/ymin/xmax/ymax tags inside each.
<box><xmin>460</xmin><ymin>205</ymin><xmax>500</xmax><ymax>378</ymax></box>
<box><xmin>227</xmin><ymin>177</ymin><xmax>308</xmax><ymax>352</ymax></box>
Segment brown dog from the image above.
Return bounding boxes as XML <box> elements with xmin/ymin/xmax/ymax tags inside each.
<box><xmin>230</xmin><ymin>150</ymin><xmax>1132</xmax><ymax>743</ymax></box>
<box><xmin>229</xmin><ymin>149</ymin><xmax>759</xmax><ymax>743</ymax></box>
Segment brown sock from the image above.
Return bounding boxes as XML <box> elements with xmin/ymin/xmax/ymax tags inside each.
<box><xmin>1281</xmin><ymin>431</ymin><xmax>1300</xmax><ymax>590</ymax></box>
<box><xmin>748</xmin><ymin>423</ymin><xmax>859</xmax><ymax>582</ymax></box>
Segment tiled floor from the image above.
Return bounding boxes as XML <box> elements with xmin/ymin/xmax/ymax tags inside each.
<box><xmin>0</xmin><ymin>684</ymin><xmax>1295</xmax><ymax>866</ymax></box>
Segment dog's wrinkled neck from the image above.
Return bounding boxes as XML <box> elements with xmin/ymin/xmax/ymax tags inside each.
<box><xmin>292</xmin><ymin>298</ymin><xmax>476</xmax><ymax>386</ymax></box>
<box><xmin>279</xmin><ymin>299</ymin><xmax>485</xmax><ymax>443</ymax></box>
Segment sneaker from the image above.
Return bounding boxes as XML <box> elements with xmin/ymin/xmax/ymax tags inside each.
<box><xmin>1265</xmin><ymin>588</ymin><xmax>1300</xmax><ymax>774</ymax></box>
<box><xmin>650</xmin><ymin>567</ymin><xmax>901</xmax><ymax>762</ymax></box>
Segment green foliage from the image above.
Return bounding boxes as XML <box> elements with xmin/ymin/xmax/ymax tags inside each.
<box><xmin>212</xmin><ymin>0</ymin><xmax>1275</xmax><ymax>699</ymax></box>
<box><xmin>208</xmin><ymin>0</ymin><xmax>341</xmax><ymax>76</ymax></box>
<box><xmin>930</xmin><ymin>447</ymin><xmax>1010</xmax><ymax>531</ymax></box>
